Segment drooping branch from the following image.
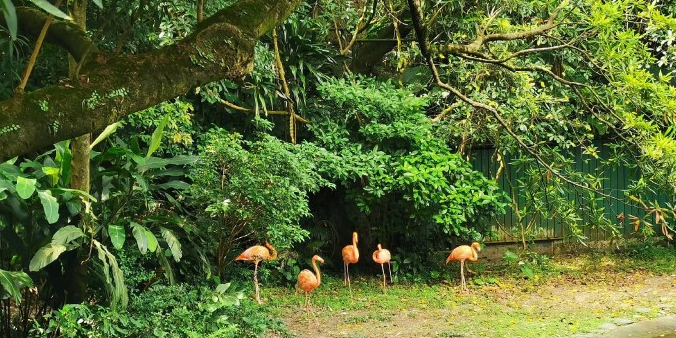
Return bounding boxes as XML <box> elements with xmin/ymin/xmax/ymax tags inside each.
<box><xmin>406</xmin><ymin>0</ymin><xmax>629</xmax><ymax>203</ymax></box>
<box><xmin>0</xmin><ymin>0</ymin><xmax>303</xmax><ymax>161</ymax></box>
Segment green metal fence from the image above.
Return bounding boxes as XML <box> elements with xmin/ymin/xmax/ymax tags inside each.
<box><xmin>469</xmin><ymin>143</ymin><xmax>672</xmax><ymax>243</ymax></box>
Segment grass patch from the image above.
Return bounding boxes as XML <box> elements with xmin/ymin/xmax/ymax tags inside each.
<box><xmin>263</xmin><ymin>247</ymin><xmax>676</xmax><ymax>338</ymax></box>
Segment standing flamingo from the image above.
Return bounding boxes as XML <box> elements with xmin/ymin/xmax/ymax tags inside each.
<box><xmin>372</xmin><ymin>243</ymin><xmax>392</xmax><ymax>289</ymax></box>
<box><xmin>235</xmin><ymin>242</ymin><xmax>277</xmax><ymax>303</ymax></box>
<box><xmin>341</xmin><ymin>232</ymin><xmax>359</xmax><ymax>291</ymax></box>
<box><xmin>296</xmin><ymin>255</ymin><xmax>324</xmax><ymax>309</ymax></box>
<box><xmin>445</xmin><ymin>242</ymin><xmax>481</xmax><ymax>292</ymax></box>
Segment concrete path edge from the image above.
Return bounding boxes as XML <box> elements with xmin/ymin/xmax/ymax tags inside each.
<box><xmin>582</xmin><ymin>315</ymin><xmax>676</xmax><ymax>338</ymax></box>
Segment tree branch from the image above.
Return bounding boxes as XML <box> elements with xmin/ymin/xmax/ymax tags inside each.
<box><xmin>431</xmin><ymin>0</ymin><xmax>568</xmax><ymax>55</ymax></box>
<box><xmin>1</xmin><ymin>7</ymin><xmax>96</xmax><ymax>62</ymax></box>
<box><xmin>406</xmin><ymin>0</ymin><xmax>627</xmax><ymax>203</ymax></box>
<box><xmin>0</xmin><ymin>0</ymin><xmax>302</xmax><ymax>161</ymax></box>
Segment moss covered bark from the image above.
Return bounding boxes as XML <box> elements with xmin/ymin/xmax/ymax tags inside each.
<box><xmin>0</xmin><ymin>0</ymin><xmax>302</xmax><ymax>161</ymax></box>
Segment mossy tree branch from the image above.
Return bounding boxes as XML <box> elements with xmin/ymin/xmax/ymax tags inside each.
<box><xmin>0</xmin><ymin>0</ymin><xmax>302</xmax><ymax>161</ymax></box>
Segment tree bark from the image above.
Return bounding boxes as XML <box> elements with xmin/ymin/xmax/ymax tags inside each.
<box><xmin>0</xmin><ymin>0</ymin><xmax>302</xmax><ymax>162</ymax></box>
<box><xmin>65</xmin><ymin>0</ymin><xmax>90</xmax><ymax>306</ymax></box>
<box><xmin>351</xmin><ymin>11</ymin><xmax>412</xmax><ymax>74</ymax></box>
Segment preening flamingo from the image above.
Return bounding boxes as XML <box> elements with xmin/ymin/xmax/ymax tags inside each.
<box><xmin>445</xmin><ymin>242</ymin><xmax>481</xmax><ymax>292</ymax></box>
<box><xmin>341</xmin><ymin>232</ymin><xmax>359</xmax><ymax>291</ymax></box>
<box><xmin>372</xmin><ymin>244</ymin><xmax>392</xmax><ymax>289</ymax></box>
<box><xmin>235</xmin><ymin>242</ymin><xmax>277</xmax><ymax>303</ymax></box>
<box><xmin>296</xmin><ymin>255</ymin><xmax>324</xmax><ymax>309</ymax></box>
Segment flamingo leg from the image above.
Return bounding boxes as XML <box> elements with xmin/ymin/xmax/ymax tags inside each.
<box><xmin>388</xmin><ymin>261</ymin><xmax>393</xmax><ymax>283</ymax></box>
<box><xmin>460</xmin><ymin>260</ymin><xmax>467</xmax><ymax>292</ymax></box>
<box><xmin>381</xmin><ymin>263</ymin><xmax>386</xmax><ymax>289</ymax></box>
<box><xmin>346</xmin><ymin>263</ymin><xmax>352</xmax><ymax>295</ymax></box>
<box><xmin>305</xmin><ymin>292</ymin><xmax>309</xmax><ymax>309</ymax></box>
<box><xmin>343</xmin><ymin>262</ymin><xmax>347</xmax><ymax>286</ymax></box>
<box><xmin>254</xmin><ymin>261</ymin><xmax>261</xmax><ymax>303</ymax></box>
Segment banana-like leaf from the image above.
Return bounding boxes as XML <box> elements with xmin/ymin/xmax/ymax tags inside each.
<box><xmin>108</xmin><ymin>224</ymin><xmax>125</xmax><ymax>250</ymax></box>
<box><xmin>0</xmin><ymin>269</ymin><xmax>33</xmax><ymax>303</ymax></box>
<box><xmin>146</xmin><ymin>114</ymin><xmax>170</xmax><ymax>158</ymax></box>
<box><xmin>29</xmin><ymin>243</ymin><xmax>67</xmax><ymax>271</ymax></box>
<box><xmin>90</xmin><ymin>122</ymin><xmax>120</xmax><ymax>150</ymax></box>
<box><xmin>29</xmin><ymin>0</ymin><xmax>72</xmax><ymax>20</ymax></box>
<box><xmin>93</xmin><ymin>240</ymin><xmax>128</xmax><ymax>309</ymax></box>
<box><xmin>51</xmin><ymin>225</ymin><xmax>84</xmax><ymax>245</ymax></box>
<box><xmin>131</xmin><ymin>222</ymin><xmax>149</xmax><ymax>254</ymax></box>
<box><xmin>160</xmin><ymin>227</ymin><xmax>182</xmax><ymax>262</ymax></box>
<box><xmin>1</xmin><ymin>0</ymin><xmax>17</xmax><ymax>41</ymax></box>
<box><xmin>37</xmin><ymin>190</ymin><xmax>59</xmax><ymax>224</ymax></box>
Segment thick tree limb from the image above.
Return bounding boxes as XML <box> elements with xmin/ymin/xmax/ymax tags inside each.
<box><xmin>4</xmin><ymin>7</ymin><xmax>96</xmax><ymax>62</ymax></box>
<box><xmin>0</xmin><ymin>0</ymin><xmax>302</xmax><ymax>161</ymax></box>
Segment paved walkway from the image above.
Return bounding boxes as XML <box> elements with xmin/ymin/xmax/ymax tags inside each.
<box><xmin>579</xmin><ymin>315</ymin><xmax>676</xmax><ymax>338</ymax></box>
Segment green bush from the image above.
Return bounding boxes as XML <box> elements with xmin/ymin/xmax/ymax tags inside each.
<box><xmin>31</xmin><ymin>283</ymin><xmax>286</xmax><ymax>338</ymax></box>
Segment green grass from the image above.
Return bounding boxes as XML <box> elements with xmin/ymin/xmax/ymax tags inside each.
<box><xmin>260</xmin><ymin>246</ymin><xmax>676</xmax><ymax>338</ymax></box>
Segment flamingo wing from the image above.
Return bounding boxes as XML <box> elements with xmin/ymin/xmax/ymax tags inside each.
<box><xmin>297</xmin><ymin>269</ymin><xmax>318</xmax><ymax>292</ymax></box>
<box><xmin>236</xmin><ymin>245</ymin><xmax>270</xmax><ymax>262</ymax></box>
<box><xmin>342</xmin><ymin>245</ymin><xmax>358</xmax><ymax>264</ymax></box>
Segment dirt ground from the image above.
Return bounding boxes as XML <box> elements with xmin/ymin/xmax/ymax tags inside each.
<box><xmin>266</xmin><ymin>256</ymin><xmax>676</xmax><ymax>338</ymax></box>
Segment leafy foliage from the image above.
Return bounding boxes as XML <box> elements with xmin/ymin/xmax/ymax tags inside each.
<box><xmin>306</xmin><ymin>77</ymin><xmax>507</xmax><ymax>244</ymax></box>
<box><xmin>31</xmin><ymin>283</ymin><xmax>286</xmax><ymax>338</ymax></box>
<box><xmin>191</xmin><ymin>126</ymin><xmax>334</xmax><ymax>276</ymax></box>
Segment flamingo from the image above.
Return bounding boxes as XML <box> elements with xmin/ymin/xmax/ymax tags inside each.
<box><xmin>296</xmin><ymin>255</ymin><xmax>324</xmax><ymax>309</ymax></box>
<box><xmin>235</xmin><ymin>242</ymin><xmax>277</xmax><ymax>303</ymax></box>
<box><xmin>445</xmin><ymin>242</ymin><xmax>481</xmax><ymax>292</ymax></box>
<box><xmin>372</xmin><ymin>243</ymin><xmax>392</xmax><ymax>289</ymax></box>
<box><xmin>341</xmin><ymin>231</ymin><xmax>359</xmax><ymax>291</ymax></box>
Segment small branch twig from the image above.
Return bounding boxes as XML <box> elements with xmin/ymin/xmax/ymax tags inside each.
<box><xmin>272</xmin><ymin>28</ymin><xmax>298</xmax><ymax>143</ymax></box>
<box><xmin>16</xmin><ymin>0</ymin><xmax>65</xmax><ymax>93</ymax></box>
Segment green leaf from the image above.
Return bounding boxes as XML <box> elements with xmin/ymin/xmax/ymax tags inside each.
<box><xmin>16</xmin><ymin>176</ymin><xmax>37</xmax><ymax>199</ymax></box>
<box><xmin>503</xmin><ymin>250</ymin><xmax>518</xmax><ymax>263</ymax></box>
<box><xmin>520</xmin><ymin>264</ymin><xmax>535</xmax><ymax>280</ymax></box>
<box><xmin>108</xmin><ymin>224</ymin><xmax>126</xmax><ymax>250</ymax></box>
<box><xmin>146</xmin><ymin>230</ymin><xmax>158</xmax><ymax>252</ymax></box>
<box><xmin>161</xmin><ymin>227</ymin><xmax>182</xmax><ymax>262</ymax></box>
<box><xmin>38</xmin><ymin>190</ymin><xmax>59</xmax><ymax>224</ymax></box>
<box><xmin>51</xmin><ymin>225</ymin><xmax>84</xmax><ymax>245</ymax></box>
<box><xmin>0</xmin><ymin>269</ymin><xmax>33</xmax><ymax>303</ymax></box>
<box><xmin>90</xmin><ymin>122</ymin><xmax>120</xmax><ymax>150</ymax></box>
<box><xmin>131</xmin><ymin>222</ymin><xmax>148</xmax><ymax>254</ymax></box>
<box><xmin>146</xmin><ymin>114</ymin><xmax>170</xmax><ymax>158</ymax></box>
<box><xmin>153</xmin><ymin>181</ymin><xmax>190</xmax><ymax>190</ymax></box>
<box><xmin>29</xmin><ymin>243</ymin><xmax>67</xmax><ymax>271</ymax></box>
<box><xmin>52</xmin><ymin>188</ymin><xmax>98</xmax><ymax>202</ymax></box>
<box><xmin>92</xmin><ymin>0</ymin><xmax>103</xmax><ymax>9</ymax></box>
<box><xmin>42</xmin><ymin>166</ymin><xmax>60</xmax><ymax>185</ymax></box>
<box><xmin>215</xmin><ymin>283</ymin><xmax>231</xmax><ymax>294</ymax></box>
<box><xmin>1</xmin><ymin>0</ymin><xmax>17</xmax><ymax>41</ymax></box>
<box><xmin>29</xmin><ymin>0</ymin><xmax>72</xmax><ymax>20</ymax></box>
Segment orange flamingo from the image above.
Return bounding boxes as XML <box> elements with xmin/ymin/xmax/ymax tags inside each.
<box><xmin>445</xmin><ymin>242</ymin><xmax>481</xmax><ymax>292</ymax></box>
<box><xmin>235</xmin><ymin>242</ymin><xmax>277</xmax><ymax>303</ymax></box>
<box><xmin>372</xmin><ymin>243</ymin><xmax>392</xmax><ymax>289</ymax></box>
<box><xmin>296</xmin><ymin>255</ymin><xmax>324</xmax><ymax>309</ymax></box>
<box><xmin>341</xmin><ymin>232</ymin><xmax>359</xmax><ymax>291</ymax></box>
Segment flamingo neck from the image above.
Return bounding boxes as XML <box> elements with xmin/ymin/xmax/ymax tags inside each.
<box><xmin>312</xmin><ymin>259</ymin><xmax>321</xmax><ymax>285</ymax></box>
<box><xmin>471</xmin><ymin>247</ymin><xmax>478</xmax><ymax>261</ymax></box>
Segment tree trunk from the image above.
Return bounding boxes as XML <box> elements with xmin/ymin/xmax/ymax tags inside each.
<box><xmin>66</xmin><ymin>0</ymin><xmax>90</xmax><ymax>306</ymax></box>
